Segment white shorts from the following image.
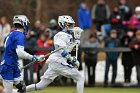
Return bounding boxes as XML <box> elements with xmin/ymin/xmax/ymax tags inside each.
<box><xmin>41</xmin><ymin>61</ymin><xmax>81</xmax><ymax>81</ymax></box>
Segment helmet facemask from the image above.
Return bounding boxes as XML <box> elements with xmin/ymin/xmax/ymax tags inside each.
<box><xmin>64</xmin><ymin>22</ymin><xmax>75</xmax><ymax>30</ymax></box>
<box><xmin>58</xmin><ymin>15</ymin><xmax>75</xmax><ymax>31</ymax></box>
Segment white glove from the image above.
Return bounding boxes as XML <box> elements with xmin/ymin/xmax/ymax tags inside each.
<box><xmin>68</xmin><ymin>56</ymin><xmax>80</xmax><ymax>68</ymax></box>
<box><xmin>61</xmin><ymin>50</ymin><xmax>80</xmax><ymax>68</ymax></box>
<box><xmin>32</xmin><ymin>55</ymin><xmax>45</xmax><ymax>62</ymax></box>
<box><xmin>74</xmin><ymin>60</ymin><xmax>80</xmax><ymax>68</ymax></box>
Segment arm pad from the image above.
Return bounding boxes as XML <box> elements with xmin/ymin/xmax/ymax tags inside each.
<box><xmin>61</xmin><ymin>50</ymin><xmax>69</xmax><ymax>57</ymax></box>
<box><xmin>16</xmin><ymin>45</ymin><xmax>33</xmax><ymax>60</ymax></box>
<box><xmin>61</xmin><ymin>50</ymin><xmax>71</xmax><ymax>59</ymax></box>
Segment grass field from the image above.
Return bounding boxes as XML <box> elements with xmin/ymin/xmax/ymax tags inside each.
<box><xmin>29</xmin><ymin>87</ymin><xmax>140</xmax><ymax>93</ymax></box>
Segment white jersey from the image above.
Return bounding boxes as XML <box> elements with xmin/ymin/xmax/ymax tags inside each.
<box><xmin>47</xmin><ymin>31</ymin><xmax>76</xmax><ymax>65</ymax></box>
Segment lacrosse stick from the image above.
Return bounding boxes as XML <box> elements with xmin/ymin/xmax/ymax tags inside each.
<box><xmin>72</xmin><ymin>27</ymin><xmax>83</xmax><ymax>59</ymax></box>
<box><xmin>20</xmin><ymin>47</ymin><xmax>63</xmax><ymax>70</ymax></box>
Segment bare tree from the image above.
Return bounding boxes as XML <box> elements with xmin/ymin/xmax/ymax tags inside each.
<box><xmin>0</xmin><ymin>0</ymin><xmax>140</xmax><ymax>26</ymax></box>
<box><xmin>36</xmin><ymin>0</ymin><xmax>42</xmax><ymax>20</ymax></box>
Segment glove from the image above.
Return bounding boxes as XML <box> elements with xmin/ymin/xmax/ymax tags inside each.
<box><xmin>32</xmin><ymin>55</ymin><xmax>45</xmax><ymax>62</ymax></box>
<box><xmin>68</xmin><ymin>56</ymin><xmax>80</xmax><ymax>68</ymax></box>
<box><xmin>61</xmin><ymin>50</ymin><xmax>80</xmax><ymax>68</ymax></box>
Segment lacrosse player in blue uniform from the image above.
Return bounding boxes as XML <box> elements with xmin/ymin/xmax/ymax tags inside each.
<box><xmin>0</xmin><ymin>15</ymin><xmax>45</xmax><ymax>93</ymax></box>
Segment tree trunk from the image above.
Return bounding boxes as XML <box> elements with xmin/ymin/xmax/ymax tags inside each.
<box><xmin>36</xmin><ymin>0</ymin><xmax>42</xmax><ymax>20</ymax></box>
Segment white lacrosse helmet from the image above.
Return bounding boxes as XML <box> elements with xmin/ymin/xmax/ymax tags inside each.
<box><xmin>13</xmin><ymin>15</ymin><xmax>30</xmax><ymax>26</ymax></box>
<box><xmin>13</xmin><ymin>15</ymin><xmax>30</xmax><ymax>34</ymax></box>
<box><xmin>58</xmin><ymin>15</ymin><xmax>75</xmax><ymax>29</ymax></box>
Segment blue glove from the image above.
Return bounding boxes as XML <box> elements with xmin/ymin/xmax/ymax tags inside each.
<box><xmin>32</xmin><ymin>55</ymin><xmax>38</xmax><ymax>62</ymax></box>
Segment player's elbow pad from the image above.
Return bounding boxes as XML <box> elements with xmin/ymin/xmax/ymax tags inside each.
<box><xmin>61</xmin><ymin>50</ymin><xmax>68</xmax><ymax>57</ymax></box>
<box><xmin>61</xmin><ymin>50</ymin><xmax>70</xmax><ymax>59</ymax></box>
<box><xmin>16</xmin><ymin>45</ymin><xmax>33</xmax><ymax>60</ymax></box>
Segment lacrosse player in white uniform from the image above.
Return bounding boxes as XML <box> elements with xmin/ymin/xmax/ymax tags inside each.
<box><xmin>21</xmin><ymin>15</ymin><xmax>84</xmax><ymax>93</ymax></box>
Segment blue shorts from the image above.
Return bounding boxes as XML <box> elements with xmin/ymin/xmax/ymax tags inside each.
<box><xmin>0</xmin><ymin>64</ymin><xmax>21</xmax><ymax>81</ymax></box>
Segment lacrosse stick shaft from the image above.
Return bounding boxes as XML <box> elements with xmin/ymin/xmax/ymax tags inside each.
<box><xmin>21</xmin><ymin>48</ymin><xmax>63</xmax><ymax>70</ymax></box>
<box><xmin>44</xmin><ymin>47</ymin><xmax>63</xmax><ymax>57</ymax></box>
<box><xmin>76</xmin><ymin>45</ymin><xmax>78</xmax><ymax>59</ymax></box>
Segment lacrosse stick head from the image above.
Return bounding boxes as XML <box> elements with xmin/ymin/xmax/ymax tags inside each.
<box><xmin>72</xmin><ymin>27</ymin><xmax>83</xmax><ymax>39</ymax></box>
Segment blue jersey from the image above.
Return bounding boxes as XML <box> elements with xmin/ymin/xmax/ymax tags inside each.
<box><xmin>2</xmin><ymin>30</ymin><xmax>25</xmax><ymax>67</ymax></box>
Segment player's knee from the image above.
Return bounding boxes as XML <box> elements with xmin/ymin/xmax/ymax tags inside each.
<box><xmin>36</xmin><ymin>84</ymin><xmax>46</xmax><ymax>90</ymax></box>
<box><xmin>35</xmin><ymin>81</ymin><xmax>47</xmax><ymax>90</ymax></box>
<box><xmin>36</xmin><ymin>86</ymin><xmax>44</xmax><ymax>90</ymax></box>
<box><xmin>35</xmin><ymin>78</ymin><xmax>53</xmax><ymax>90</ymax></box>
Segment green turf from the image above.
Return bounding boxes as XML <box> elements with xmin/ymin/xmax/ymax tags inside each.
<box><xmin>28</xmin><ymin>87</ymin><xmax>140</xmax><ymax>93</ymax></box>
